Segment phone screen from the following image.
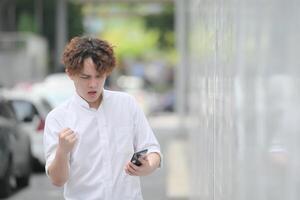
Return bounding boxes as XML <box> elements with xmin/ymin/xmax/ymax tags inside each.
<box><xmin>130</xmin><ymin>149</ymin><xmax>148</xmax><ymax>166</ymax></box>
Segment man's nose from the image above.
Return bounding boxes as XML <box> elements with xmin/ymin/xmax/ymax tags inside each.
<box><xmin>88</xmin><ymin>78</ymin><xmax>98</xmax><ymax>88</ymax></box>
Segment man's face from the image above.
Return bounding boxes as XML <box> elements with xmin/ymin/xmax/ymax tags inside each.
<box><xmin>68</xmin><ymin>57</ymin><xmax>107</xmax><ymax>108</ymax></box>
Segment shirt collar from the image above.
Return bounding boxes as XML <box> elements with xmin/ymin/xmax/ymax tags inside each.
<box><xmin>73</xmin><ymin>89</ymin><xmax>110</xmax><ymax>110</ymax></box>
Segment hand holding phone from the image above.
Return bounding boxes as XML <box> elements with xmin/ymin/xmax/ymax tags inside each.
<box><xmin>130</xmin><ymin>149</ymin><xmax>148</xmax><ymax>166</ymax></box>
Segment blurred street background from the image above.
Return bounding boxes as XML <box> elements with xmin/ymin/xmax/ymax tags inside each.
<box><xmin>1</xmin><ymin>0</ymin><xmax>300</xmax><ymax>200</ymax></box>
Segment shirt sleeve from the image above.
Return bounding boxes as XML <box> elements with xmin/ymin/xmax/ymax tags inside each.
<box><xmin>43</xmin><ymin>111</ymin><xmax>64</xmax><ymax>176</ymax></box>
<box><xmin>131</xmin><ymin>97</ymin><xmax>163</xmax><ymax>167</ymax></box>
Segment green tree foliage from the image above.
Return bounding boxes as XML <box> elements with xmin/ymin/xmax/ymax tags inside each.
<box><xmin>16</xmin><ymin>0</ymin><xmax>84</xmax><ymax>71</ymax></box>
<box><xmin>101</xmin><ymin>18</ymin><xmax>159</xmax><ymax>61</ymax></box>
<box><xmin>83</xmin><ymin>3</ymin><xmax>176</xmax><ymax>64</ymax></box>
<box><xmin>17</xmin><ymin>12</ymin><xmax>37</xmax><ymax>32</ymax></box>
<box><xmin>143</xmin><ymin>4</ymin><xmax>174</xmax><ymax>49</ymax></box>
<box><xmin>68</xmin><ymin>3</ymin><xmax>84</xmax><ymax>39</ymax></box>
<box><xmin>16</xmin><ymin>0</ymin><xmax>35</xmax><ymax>32</ymax></box>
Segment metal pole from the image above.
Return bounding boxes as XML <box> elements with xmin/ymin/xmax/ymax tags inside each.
<box><xmin>0</xmin><ymin>0</ymin><xmax>16</xmax><ymax>31</ymax></box>
<box><xmin>35</xmin><ymin>0</ymin><xmax>43</xmax><ymax>34</ymax></box>
<box><xmin>55</xmin><ymin>0</ymin><xmax>68</xmax><ymax>72</ymax></box>
<box><xmin>175</xmin><ymin>0</ymin><xmax>188</xmax><ymax>117</ymax></box>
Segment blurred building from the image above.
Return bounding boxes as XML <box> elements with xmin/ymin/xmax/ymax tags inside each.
<box><xmin>176</xmin><ymin>0</ymin><xmax>300</xmax><ymax>199</ymax></box>
<box><xmin>0</xmin><ymin>33</ymin><xmax>48</xmax><ymax>87</ymax></box>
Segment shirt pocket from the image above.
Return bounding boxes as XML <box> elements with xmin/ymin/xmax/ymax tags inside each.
<box><xmin>112</xmin><ymin>126</ymin><xmax>134</xmax><ymax>155</ymax></box>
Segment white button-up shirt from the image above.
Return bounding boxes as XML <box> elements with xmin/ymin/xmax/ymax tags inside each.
<box><xmin>43</xmin><ymin>89</ymin><xmax>161</xmax><ymax>200</ymax></box>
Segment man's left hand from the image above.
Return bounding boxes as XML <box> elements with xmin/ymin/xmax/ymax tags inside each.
<box><xmin>124</xmin><ymin>152</ymin><xmax>161</xmax><ymax>176</ymax></box>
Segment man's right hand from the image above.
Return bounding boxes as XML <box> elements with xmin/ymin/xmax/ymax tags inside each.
<box><xmin>48</xmin><ymin>128</ymin><xmax>77</xmax><ymax>187</ymax></box>
<box><xmin>58</xmin><ymin>128</ymin><xmax>78</xmax><ymax>154</ymax></box>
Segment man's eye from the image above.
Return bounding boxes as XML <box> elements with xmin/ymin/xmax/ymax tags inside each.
<box><xmin>80</xmin><ymin>76</ymin><xmax>89</xmax><ymax>79</ymax></box>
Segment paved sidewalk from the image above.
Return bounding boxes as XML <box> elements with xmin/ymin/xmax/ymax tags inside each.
<box><xmin>142</xmin><ymin>113</ymin><xmax>189</xmax><ymax>200</ymax></box>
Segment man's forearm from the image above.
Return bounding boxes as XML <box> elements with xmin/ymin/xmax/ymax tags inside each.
<box><xmin>148</xmin><ymin>152</ymin><xmax>161</xmax><ymax>171</ymax></box>
<box><xmin>48</xmin><ymin>147</ymin><xmax>70</xmax><ymax>187</ymax></box>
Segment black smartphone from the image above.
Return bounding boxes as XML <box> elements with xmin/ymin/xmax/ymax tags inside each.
<box><xmin>130</xmin><ymin>149</ymin><xmax>148</xmax><ymax>166</ymax></box>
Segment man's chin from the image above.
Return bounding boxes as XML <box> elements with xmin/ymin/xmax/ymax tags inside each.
<box><xmin>87</xmin><ymin>95</ymin><xmax>101</xmax><ymax>102</ymax></box>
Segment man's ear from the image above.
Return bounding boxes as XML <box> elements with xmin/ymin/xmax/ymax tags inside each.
<box><xmin>65</xmin><ymin>68</ymin><xmax>74</xmax><ymax>80</ymax></box>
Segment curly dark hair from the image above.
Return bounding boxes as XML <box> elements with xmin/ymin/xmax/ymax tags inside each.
<box><xmin>62</xmin><ymin>36</ymin><xmax>116</xmax><ymax>75</ymax></box>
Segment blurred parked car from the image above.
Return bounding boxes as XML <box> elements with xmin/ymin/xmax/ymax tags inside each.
<box><xmin>0</xmin><ymin>95</ymin><xmax>32</xmax><ymax>198</ymax></box>
<box><xmin>32</xmin><ymin>73</ymin><xmax>75</xmax><ymax>108</ymax></box>
<box><xmin>4</xmin><ymin>89</ymin><xmax>52</xmax><ymax>170</ymax></box>
<box><xmin>156</xmin><ymin>89</ymin><xmax>175</xmax><ymax>112</ymax></box>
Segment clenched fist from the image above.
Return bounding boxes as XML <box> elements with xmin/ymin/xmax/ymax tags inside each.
<box><xmin>58</xmin><ymin>128</ymin><xmax>78</xmax><ymax>154</ymax></box>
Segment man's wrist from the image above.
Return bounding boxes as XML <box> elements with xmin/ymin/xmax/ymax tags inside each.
<box><xmin>148</xmin><ymin>152</ymin><xmax>161</xmax><ymax>169</ymax></box>
<box><xmin>56</xmin><ymin>146</ymin><xmax>70</xmax><ymax>158</ymax></box>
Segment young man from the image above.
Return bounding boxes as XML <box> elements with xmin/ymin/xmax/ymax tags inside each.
<box><xmin>43</xmin><ymin>36</ymin><xmax>162</xmax><ymax>200</ymax></box>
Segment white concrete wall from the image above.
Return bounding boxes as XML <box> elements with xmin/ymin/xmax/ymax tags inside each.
<box><xmin>177</xmin><ymin>0</ymin><xmax>300</xmax><ymax>199</ymax></box>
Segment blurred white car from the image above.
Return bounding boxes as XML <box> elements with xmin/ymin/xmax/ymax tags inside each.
<box><xmin>3</xmin><ymin>88</ymin><xmax>52</xmax><ymax>169</ymax></box>
<box><xmin>32</xmin><ymin>73</ymin><xmax>75</xmax><ymax>108</ymax></box>
<box><xmin>3</xmin><ymin>73</ymin><xmax>74</xmax><ymax>170</ymax></box>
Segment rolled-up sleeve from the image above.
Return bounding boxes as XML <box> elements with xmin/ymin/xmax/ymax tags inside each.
<box><xmin>43</xmin><ymin>111</ymin><xmax>63</xmax><ymax>175</ymax></box>
<box><xmin>131</xmin><ymin>97</ymin><xmax>163</xmax><ymax>167</ymax></box>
